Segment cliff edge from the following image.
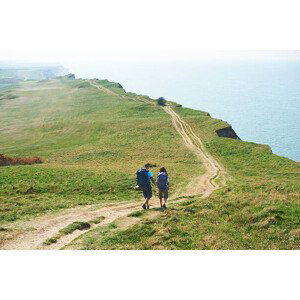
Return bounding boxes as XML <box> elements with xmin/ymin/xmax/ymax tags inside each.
<box><xmin>215</xmin><ymin>126</ymin><xmax>240</xmax><ymax>139</ymax></box>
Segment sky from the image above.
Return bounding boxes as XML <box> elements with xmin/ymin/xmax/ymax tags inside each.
<box><xmin>1</xmin><ymin>0</ymin><xmax>300</xmax><ymax>63</ymax></box>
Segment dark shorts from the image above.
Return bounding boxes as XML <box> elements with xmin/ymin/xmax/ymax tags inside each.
<box><xmin>142</xmin><ymin>186</ymin><xmax>152</xmax><ymax>199</ymax></box>
<box><xmin>158</xmin><ymin>188</ymin><xmax>168</xmax><ymax>200</ymax></box>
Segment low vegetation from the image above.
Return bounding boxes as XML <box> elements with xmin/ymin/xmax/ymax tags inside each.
<box><xmin>59</xmin><ymin>221</ymin><xmax>91</xmax><ymax>235</ymax></box>
<box><xmin>43</xmin><ymin>237</ymin><xmax>58</xmax><ymax>245</ymax></box>
<box><xmin>1</xmin><ymin>75</ymin><xmax>299</xmax><ymax>249</ymax></box>
<box><xmin>0</xmin><ymin>94</ymin><xmax>19</xmax><ymax>100</ymax></box>
<box><xmin>157</xmin><ymin>97</ymin><xmax>167</xmax><ymax>106</ymax></box>
<box><xmin>0</xmin><ymin>154</ymin><xmax>43</xmax><ymax>167</ymax></box>
<box><xmin>0</xmin><ymin>65</ymin><xmax>65</xmax><ymax>81</ymax></box>
<box><xmin>43</xmin><ymin>220</ymin><xmax>95</xmax><ymax>246</ymax></box>
<box><xmin>0</xmin><ymin>77</ymin><xmax>204</xmax><ymax>224</ymax></box>
<box><xmin>89</xmin><ymin>216</ymin><xmax>105</xmax><ymax>224</ymax></box>
<box><xmin>67</xmin><ymin>103</ymin><xmax>300</xmax><ymax>250</ymax></box>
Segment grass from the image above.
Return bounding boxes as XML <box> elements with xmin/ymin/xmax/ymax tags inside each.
<box><xmin>67</xmin><ymin>105</ymin><xmax>300</xmax><ymax>250</ymax></box>
<box><xmin>89</xmin><ymin>216</ymin><xmax>105</xmax><ymax>224</ymax></box>
<box><xmin>43</xmin><ymin>237</ymin><xmax>58</xmax><ymax>245</ymax></box>
<box><xmin>70</xmin><ymin>189</ymin><xmax>299</xmax><ymax>250</ymax></box>
<box><xmin>59</xmin><ymin>221</ymin><xmax>91</xmax><ymax>235</ymax></box>
<box><xmin>0</xmin><ymin>77</ymin><xmax>203</xmax><ymax>224</ymax></box>
<box><xmin>43</xmin><ymin>221</ymin><xmax>93</xmax><ymax>246</ymax></box>
<box><xmin>128</xmin><ymin>211</ymin><xmax>146</xmax><ymax>218</ymax></box>
<box><xmin>1</xmin><ymin>75</ymin><xmax>299</xmax><ymax>249</ymax></box>
<box><xmin>0</xmin><ymin>66</ymin><xmax>64</xmax><ymax>81</ymax></box>
<box><xmin>0</xmin><ymin>165</ymin><xmax>136</xmax><ymax>222</ymax></box>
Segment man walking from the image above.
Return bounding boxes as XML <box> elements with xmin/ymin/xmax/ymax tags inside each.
<box><xmin>136</xmin><ymin>163</ymin><xmax>156</xmax><ymax>209</ymax></box>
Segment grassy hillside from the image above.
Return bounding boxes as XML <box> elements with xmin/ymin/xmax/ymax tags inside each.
<box><xmin>0</xmin><ymin>77</ymin><xmax>216</xmax><ymax>224</ymax></box>
<box><xmin>0</xmin><ymin>65</ymin><xmax>65</xmax><ymax>88</ymax></box>
<box><xmin>1</xmin><ymin>76</ymin><xmax>299</xmax><ymax>249</ymax></box>
<box><xmin>66</xmin><ymin>103</ymin><xmax>300</xmax><ymax>250</ymax></box>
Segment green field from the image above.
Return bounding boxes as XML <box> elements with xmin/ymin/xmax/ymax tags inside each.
<box><xmin>1</xmin><ymin>76</ymin><xmax>299</xmax><ymax>249</ymax></box>
<box><xmin>68</xmin><ymin>114</ymin><xmax>300</xmax><ymax>249</ymax></box>
<box><xmin>0</xmin><ymin>77</ymin><xmax>208</xmax><ymax>224</ymax></box>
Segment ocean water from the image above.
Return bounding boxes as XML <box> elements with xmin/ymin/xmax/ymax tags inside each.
<box><xmin>68</xmin><ymin>59</ymin><xmax>300</xmax><ymax>161</ymax></box>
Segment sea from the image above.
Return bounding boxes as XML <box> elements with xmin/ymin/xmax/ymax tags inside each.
<box><xmin>68</xmin><ymin>59</ymin><xmax>300</xmax><ymax>162</ymax></box>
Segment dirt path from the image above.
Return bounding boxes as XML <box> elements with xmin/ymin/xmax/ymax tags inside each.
<box><xmin>88</xmin><ymin>80</ymin><xmax>154</xmax><ymax>104</ymax></box>
<box><xmin>1</xmin><ymin>105</ymin><xmax>224</xmax><ymax>250</ymax></box>
<box><xmin>89</xmin><ymin>80</ymin><xmax>118</xmax><ymax>96</ymax></box>
<box><xmin>1</xmin><ymin>202</ymin><xmax>141</xmax><ymax>250</ymax></box>
<box><xmin>163</xmin><ymin>106</ymin><xmax>226</xmax><ymax>197</ymax></box>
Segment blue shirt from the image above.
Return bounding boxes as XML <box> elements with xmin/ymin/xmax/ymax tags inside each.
<box><xmin>147</xmin><ymin>171</ymin><xmax>153</xmax><ymax>180</ymax></box>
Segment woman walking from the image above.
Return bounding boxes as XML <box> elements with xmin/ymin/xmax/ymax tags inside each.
<box><xmin>156</xmin><ymin>167</ymin><xmax>169</xmax><ymax>208</ymax></box>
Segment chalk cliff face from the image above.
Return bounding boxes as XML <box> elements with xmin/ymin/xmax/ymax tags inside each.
<box><xmin>215</xmin><ymin>126</ymin><xmax>240</xmax><ymax>139</ymax></box>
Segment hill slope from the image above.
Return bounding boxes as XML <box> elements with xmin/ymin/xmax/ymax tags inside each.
<box><xmin>0</xmin><ymin>65</ymin><xmax>65</xmax><ymax>88</ymax></box>
<box><xmin>0</xmin><ymin>76</ymin><xmax>299</xmax><ymax>249</ymax></box>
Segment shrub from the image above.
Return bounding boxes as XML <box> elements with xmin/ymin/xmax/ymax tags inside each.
<box><xmin>157</xmin><ymin>97</ymin><xmax>167</xmax><ymax>106</ymax></box>
<box><xmin>0</xmin><ymin>154</ymin><xmax>43</xmax><ymax>167</ymax></box>
<box><xmin>67</xmin><ymin>73</ymin><xmax>75</xmax><ymax>79</ymax></box>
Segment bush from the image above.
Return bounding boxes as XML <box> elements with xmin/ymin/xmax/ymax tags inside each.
<box><xmin>157</xmin><ymin>97</ymin><xmax>167</xmax><ymax>106</ymax></box>
<box><xmin>0</xmin><ymin>154</ymin><xmax>43</xmax><ymax>167</ymax></box>
<box><xmin>67</xmin><ymin>73</ymin><xmax>75</xmax><ymax>79</ymax></box>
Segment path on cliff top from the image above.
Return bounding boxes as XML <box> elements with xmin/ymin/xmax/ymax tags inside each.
<box><xmin>163</xmin><ymin>106</ymin><xmax>225</xmax><ymax>197</ymax></box>
<box><xmin>1</xmin><ymin>89</ymin><xmax>224</xmax><ymax>250</ymax></box>
<box><xmin>89</xmin><ymin>80</ymin><xmax>154</xmax><ymax>104</ymax></box>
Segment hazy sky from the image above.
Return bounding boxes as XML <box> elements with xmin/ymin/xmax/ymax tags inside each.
<box><xmin>1</xmin><ymin>0</ymin><xmax>300</xmax><ymax>63</ymax></box>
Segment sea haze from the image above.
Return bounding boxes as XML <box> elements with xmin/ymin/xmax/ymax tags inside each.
<box><xmin>69</xmin><ymin>59</ymin><xmax>300</xmax><ymax>162</ymax></box>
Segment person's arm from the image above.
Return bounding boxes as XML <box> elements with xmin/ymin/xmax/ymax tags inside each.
<box><xmin>148</xmin><ymin>171</ymin><xmax>156</xmax><ymax>186</ymax></box>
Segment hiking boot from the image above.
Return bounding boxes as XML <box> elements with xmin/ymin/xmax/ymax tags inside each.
<box><xmin>163</xmin><ymin>204</ymin><xmax>167</xmax><ymax>209</ymax></box>
<box><xmin>142</xmin><ymin>204</ymin><xmax>147</xmax><ymax>209</ymax></box>
<box><xmin>146</xmin><ymin>205</ymin><xmax>150</xmax><ymax>209</ymax></box>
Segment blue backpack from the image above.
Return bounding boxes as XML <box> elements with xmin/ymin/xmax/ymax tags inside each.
<box><xmin>157</xmin><ymin>172</ymin><xmax>168</xmax><ymax>190</ymax></box>
<box><xmin>136</xmin><ymin>168</ymin><xmax>150</xmax><ymax>187</ymax></box>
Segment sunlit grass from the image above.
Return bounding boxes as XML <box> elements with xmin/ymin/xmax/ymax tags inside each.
<box><xmin>0</xmin><ymin>77</ymin><xmax>203</xmax><ymax>223</ymax></box>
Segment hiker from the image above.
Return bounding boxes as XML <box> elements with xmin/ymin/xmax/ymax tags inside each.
<box><xmin>156</xmin><ymin>167</ymin><xmax>169</xmax><ymax>209</ymax></box>
<box><xmin>136</xmin><ymin>163</ymin><xmax>156</xmax><ymax>209</ymax></box>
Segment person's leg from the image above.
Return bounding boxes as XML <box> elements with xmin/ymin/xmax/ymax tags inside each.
<box><xmin>145</xmin><ymin>197</ymin><xmax>150</xmax><ymax>208</ymax></box>
<box><xmin>142</xmin><ymin>186</ymin><xmax>152</xmax><ymax>209</ymax></box>
<box><xmin>158</xmin><ymin>189</ymin><xmax>163</xmax><ymax>207</ymax></box>
<box><xmin>163</xmin><ymin>189</ymin><xmax>168</xmax><ymax>207</ymax></box>
<box><xmin>142</xmin><ymin>189</ymin><xmax>148</xmax><ymax>209</ymax></box>
<box><xmin>147</xmin><ymin>187</ymin><xmax>152</xmax><ymax>209</ymax></box>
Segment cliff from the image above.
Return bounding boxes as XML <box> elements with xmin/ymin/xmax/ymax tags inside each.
<box><xmin>215</xmin><ymin>126</ymin><xmax>240</xmax><ymax>139</ymax></box>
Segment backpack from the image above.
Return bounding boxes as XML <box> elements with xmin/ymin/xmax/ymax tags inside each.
<box><xmin>136</xmin><ymin>168</ymin><xmax>150</xmax><ymax>187</ymax></box>
<box><xmin>157</xmin><ymin>172</ymin><xmax>168</xmax><ymax>190</ymax></box>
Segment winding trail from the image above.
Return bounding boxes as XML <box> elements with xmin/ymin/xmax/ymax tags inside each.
<box><xmin>1</xmin><ymin>102</ymin><xmax>225</xmax><ymax>250</ymax></box>
<box><xmin>163</xmin><ymin>106</ymin><xmax>226</xmax><ymax>197</ymax></box>
<box><xmin>89</xmin><ymin>80</ymin><xmax>154</xmax><ymax>104</ymax></box>
<box><xmin>1</xmin><ymin>203</ymin><xmax>141</xmax><ymax>250</ymax></box>
<box><xmin>89</xmin><ymin>81</ymin><xmax>118</xmax><ymax>96</ymax></box>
